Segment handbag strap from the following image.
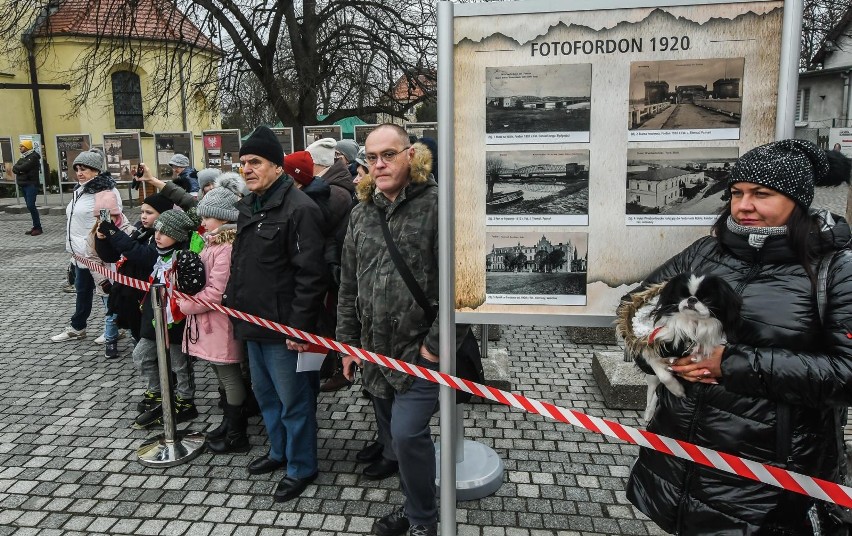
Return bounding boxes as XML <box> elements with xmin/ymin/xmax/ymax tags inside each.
<box><xmin>374</xmin><ymin>204</ymin><xmax>437</xmax><ymax>324</ymax></box>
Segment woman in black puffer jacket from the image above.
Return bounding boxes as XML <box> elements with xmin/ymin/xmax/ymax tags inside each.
<box><xmin>624</xmin><ymin>139</ymin><xmax>852</xmax><ymax>534</ymax></box>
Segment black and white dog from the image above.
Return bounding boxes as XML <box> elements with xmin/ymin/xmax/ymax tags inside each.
<box><xmin>625</xmin><ymin>273</ymin><xmax>741</xmax><ymax>421</ymax></box>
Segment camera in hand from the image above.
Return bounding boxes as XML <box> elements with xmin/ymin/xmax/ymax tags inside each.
<box><xmin>99</xmin><ymin>208</ymin><xmax>110</xmax><ymax>223</ymax></box>
<box><xmin>135</xmin><ymin>164</ymin><xmax>145</xmax><ymax>178</ymax></box>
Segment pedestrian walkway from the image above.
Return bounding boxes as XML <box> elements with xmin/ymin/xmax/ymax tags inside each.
<box><xmin>0</xmin><ymin>209</ymin><xmax>666</xmax><ymax>535</ymax></box>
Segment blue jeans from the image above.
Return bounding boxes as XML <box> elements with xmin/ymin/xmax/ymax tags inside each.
<box><xmin>246</xmin><ymin>341</ymin><xmax>319</xmax><ymax>479</ymax></box>
<box><xmin>70</xmin><ymin>267</ymin><xmax>95</xmax><ymax>331</ymax></box>
<box><xmin>372</xmin><ymin>356</ymin><xmax>440</xmax><ymax>526</ymax></box>
<box><xmin>21</xmin><ymin>184</ymin><xmax>41</xmax><ymax>230</ymax></box>
<box><xmin>100</xmin><ymin>296</ymin><xmax>118</xmax><ymax>342</ymax></box>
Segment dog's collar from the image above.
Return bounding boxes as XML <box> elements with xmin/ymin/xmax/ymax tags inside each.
<box><xmin>648</xmin><ymin>326</ymin><xmax>664</xmax><ymax>344</ymax></box>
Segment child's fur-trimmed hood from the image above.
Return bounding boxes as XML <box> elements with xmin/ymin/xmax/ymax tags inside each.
<box><xmin>355</xmin><ymin>142</ymin><xmax>433</xmax><ymax>203</ymax></box>
<box><xmin>206</xmin><ymin>224</ymin><xmax>236</xmax><ymax>245</ymax></box>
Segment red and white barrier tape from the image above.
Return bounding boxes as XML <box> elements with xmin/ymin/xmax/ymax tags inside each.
<box><xmin>75</xmin><ymin>254</ymin><xmax>852</xmax><ymax>509</ymax></box>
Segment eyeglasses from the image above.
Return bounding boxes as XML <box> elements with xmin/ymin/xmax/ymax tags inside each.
<box><xmin>364</xmin><ymin>147</ymin><xmax>410</xmax><ymax>166</ymax></box>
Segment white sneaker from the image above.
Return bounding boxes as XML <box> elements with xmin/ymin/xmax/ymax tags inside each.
<box><xmin>50</xmin><ymin>327</ymin><xmax>86</xmax><ymax>342</ymax></box>
<box><xmin>94</xmin><ymin>330</ymin><xmax>125</xmax><ymax>345</ymax></box>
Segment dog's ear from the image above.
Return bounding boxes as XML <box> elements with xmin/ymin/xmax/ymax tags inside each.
<box><xmin>651</xmin><ymin>274</ymin><xmax>685</xmax><ymax>322</ymax></box>
<box><xmin>653</xmin><ymin>272</ymin><xmax>692</xmax><ymax>322</ymax></box>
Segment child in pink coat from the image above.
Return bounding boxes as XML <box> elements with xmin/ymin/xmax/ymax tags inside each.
<box><xmin>176</xmin><ymin>186</ymin><xmax>246</xmax><ymax>453</ymax></box>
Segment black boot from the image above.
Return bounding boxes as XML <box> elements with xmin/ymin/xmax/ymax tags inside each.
<box><xmin>206</xmin><ymin>403</ymin><xmax>250</xmax><ymax>454</ymax></box>
<box><xmin>206</xmin><ymin>415</ymin><xmax>228</xmax><ymax>442</ymax></box>
<box><xmin>243</xmin><ymin>383</ymin><xmax>260</xmax><ymax>418</ymax></box>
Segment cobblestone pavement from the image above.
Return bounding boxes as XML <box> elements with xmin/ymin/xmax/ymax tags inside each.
<box><xmin>0</xmin><ymin>210</ymin><xmax>667</xmax><ymax>535</ymax></box>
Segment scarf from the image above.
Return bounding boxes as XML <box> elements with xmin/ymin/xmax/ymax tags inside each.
<box><xmin>726</xmin><ymin>216</ymin><xmax>787</xmax><ymax>250</ymax></box>
<box><xmin>78</xmin><ymin>173</ymin><xmax>117</xmax><ymax>195</ymax></box>
<box><xmin>252</xmin><ymin>176</ymin><xmax>285</xmax><ymax>213</ymax></box>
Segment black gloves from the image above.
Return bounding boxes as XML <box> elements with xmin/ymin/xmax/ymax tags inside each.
<box><xmin>98</xmin><ymin>279</ymin><xmax>113</xmax><ymax>295</ymax></box>
<box><xmin>98</xmin><ymin>220</ymin><xmax>119</xmax><ymax>237</ymax></box>
<box><xmin>330</xmin><ymin>263</ymin><xmax>342</xmax><ymax>288</ymax></box>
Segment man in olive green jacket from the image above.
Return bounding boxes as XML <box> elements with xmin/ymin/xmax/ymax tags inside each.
<box><xmin>337</xmin><ymin>124</ymin><xmax>443</xmax><ymax>536</ymax></box>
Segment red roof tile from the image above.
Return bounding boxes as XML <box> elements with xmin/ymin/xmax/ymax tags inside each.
<box><xmin>34</xmin><ymin>0</ymin><xmax>219</xmax><ymax>53</ymax></box>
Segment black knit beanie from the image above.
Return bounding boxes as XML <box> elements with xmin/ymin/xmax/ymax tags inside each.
<box><xmin>142</xmin><ymin>193</ymin><xmax>174</xmax><ymax>215</ymax></box>
<box><xmin>239</xmin><ymin>126</ymin><xmax>284</xmax><ymax>166</ymax></box>
<box><xmin>728</xmin><ymin>139</ymin><xmax>830</xmax><ymax>208</ymax></box>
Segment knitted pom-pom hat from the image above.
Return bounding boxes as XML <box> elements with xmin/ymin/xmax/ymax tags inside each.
<box><xmin>197</xmin><ymin>187</ymin><xmax>239</xmax><ymax>222</ymax></box>
<box><xmin>73</xmin><ymin>148</ymin><xmax>106</xmax><ymax>173</ymax></box>
<box><xmin>154</xmin><ymin>209</ymin><xmax>197</xmax><ymax>242</ymax></box>
<box><xmin>728</xmin><ymin>139</ymin><xmax>843</xmax><ymax>207</ymax></box>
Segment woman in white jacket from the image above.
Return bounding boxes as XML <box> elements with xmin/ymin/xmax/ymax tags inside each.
<box><xmin>51</xmin><ymin>149</ymin><xmax>123</xmax><ymax>343</ymax></box>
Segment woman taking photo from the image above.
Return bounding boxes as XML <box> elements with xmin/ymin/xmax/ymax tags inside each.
<box><xmin>623</xmin><ymin>139</ymin><xmax>852</xmax><ymax>534</ymax></box>
<box><xmin>51</xmin><ymin>149</ymin><xmax>123</xmax><ymax>343</ymax></box>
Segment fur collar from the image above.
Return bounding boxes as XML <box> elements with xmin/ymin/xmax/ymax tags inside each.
<box><xmin>78</xmin><ymin>173</ymin><xmax>116</xmax><ymax>194</ymax></box>
<box><xmin>615</xmin><ymin>282</ymin><xmax>667</xmax><ymax>360</ymax></box>
<box><xmin>206</xmin><ymin>224</ymin><xmax>236</xmax><ymax>245</ymax></box>
<box><xmin>355</xmin><ymin>142</ymin><xmax>433</xmax><ymax>203</ymax></box>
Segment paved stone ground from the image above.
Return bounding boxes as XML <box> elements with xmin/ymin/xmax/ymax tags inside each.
<box><xmin>0</xmin><ymin>209</ymin><xmax>669</xmax><ymax>535</ymax></box>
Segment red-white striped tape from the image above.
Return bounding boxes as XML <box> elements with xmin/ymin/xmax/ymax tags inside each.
<box><xmin>75</xmin><ymin>254</ymin><xmax>852</xmax><ymax>509</ymax></box>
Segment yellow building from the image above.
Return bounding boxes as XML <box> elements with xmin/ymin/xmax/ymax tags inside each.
<box><xmin>0</xmin><ymin>0</ymin><xmax>221</xmax><ymax>187</ymax></box>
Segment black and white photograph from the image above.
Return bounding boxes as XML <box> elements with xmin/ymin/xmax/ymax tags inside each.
<box><xmin>55</xmin><ymin>134</ymin><xmax>90</xmax><ymax>185</ymax></box>
<box><xmin>486</xmin><ymin>232</ymin><xmax>588</xmax><ymax>306</ymax></box>
<box><xmin>303</xmin><ymin>125</ymin><xmax>342</xmax><ymax>147</ymax></box>
<box><xmin>486</xmin><ymin>149</ymin><xmax>589</xmax><ymax>225</ymax></box>
<box><xmin>354</xmin><ymin>124</ymin><xmax>379</xmax><ymax>145</ymax></box>
<box><xmin>105</xmin><ymin>138</ymin><xmax>122</xmax><ymax>165</ymax></box>
<box><xmin>405</xmin><ymin>122</ymin><xmax>437</xmax><ymax>143</ymax></box>
<box><xmin>628</xmin><ymin>58</ymin><xmax>745</xmax><ymax>141</ymax></box>
<box><xmin>154</xmin><ymin>132</ymin><xmax>193</xmax><ymax>179</ymax></box>
<box><xmin>156</xmin><ymin>137</ymin><xmax>176</xmax><ymax>178</ymax></box>
<box><xmin>625</xmin><ymin>146</ymin><xmax>739</xmax><ymax>225</ymax></box>
<box><xmin>103</xmin><ymin>133</ymin><xmax>141</xmax><ymax>182</ymax></box>
<box><xmin>486</xmin><ymin>64</ymin><xmax>591</xmax><ymax>144</ymax></box>
<box><xmin>119</xmin><ymin>159</ymin><xmax>133</xmax><ymax>182</ymax></box>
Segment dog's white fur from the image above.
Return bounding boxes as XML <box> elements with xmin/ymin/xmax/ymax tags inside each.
<box><xmin>641</xmin><ymin>275</ymin><xmax>727</xmax><ymax>422</ymax></box>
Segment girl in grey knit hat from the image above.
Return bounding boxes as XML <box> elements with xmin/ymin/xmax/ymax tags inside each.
<box><xmin>175</xmin><ymin>185</ymin><xmax>248</xmax><ymax>453</ymax></box>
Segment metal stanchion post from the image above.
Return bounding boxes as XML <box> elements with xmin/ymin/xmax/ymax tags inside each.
<box><xmin>137</xmin><ymin>283</ymin><xmax>205</xmax><ymax>467</ymax></box>
<box><xmin>436</xmin><ymin>324</ymin><xmax>504</xmax><ymax>501</ymax></box>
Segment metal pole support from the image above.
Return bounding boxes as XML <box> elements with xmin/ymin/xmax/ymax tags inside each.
<box><xmin>137</xmin><ymin>283</ymin><xmax>204</xmax><ymax>467</ymax></box>
<box><xmin>435</xmin><ymin>325</ymin><xmax>504</xmax><ymax>502</ymax></box>
<box><xmin>435</xmin><ymin>408</ymin><xmax>505</xmax><ymax>502</ymax></box>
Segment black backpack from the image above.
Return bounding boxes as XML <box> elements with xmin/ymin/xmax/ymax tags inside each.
<box><xmin>173</xmin><ymin>250</ymin><xmax>206</xmax><ymax>295</ymax></box>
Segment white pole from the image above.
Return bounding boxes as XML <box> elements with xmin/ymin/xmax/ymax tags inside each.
<box><xmin>775</xmin><ymin>0</ymin><xmax>804</xmax><ymax>140</ymax></box>
<box><xmin>437</xmin><ymin>2</ymin><xmax>457</xmax><ymax>536</ymax></box>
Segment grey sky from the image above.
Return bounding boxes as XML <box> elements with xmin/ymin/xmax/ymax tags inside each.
<box><xmin>487</xmin><ymin>64</ymin><xmax>592</xmax><ymax>98</ymax></box>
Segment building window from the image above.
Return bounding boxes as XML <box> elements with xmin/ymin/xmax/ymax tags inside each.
<box><xmin>796</xmin><ymin>88</ymin><xmax>810</xmax><ymax>122</ymax></box>
<box><xmin>112</xmin><ymin>71</ymin><xmax>143</xmax><ymax>129</ymax></box>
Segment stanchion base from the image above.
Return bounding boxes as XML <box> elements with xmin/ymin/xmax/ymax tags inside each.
<box><xmin>435</xmin><ymin>439</ymin><xmax>504</xmax><ymax>501</ymax></box>
<box><xmin>137</xmin><ymin>430</ymin><xmax>206</xmax><ymax>467</ymax></box>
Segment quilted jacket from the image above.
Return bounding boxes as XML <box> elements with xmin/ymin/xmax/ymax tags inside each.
<box><xmin>625</xmin><ymin>212</ymin><xmax>852</xmax><ymax>534</ymax></box>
